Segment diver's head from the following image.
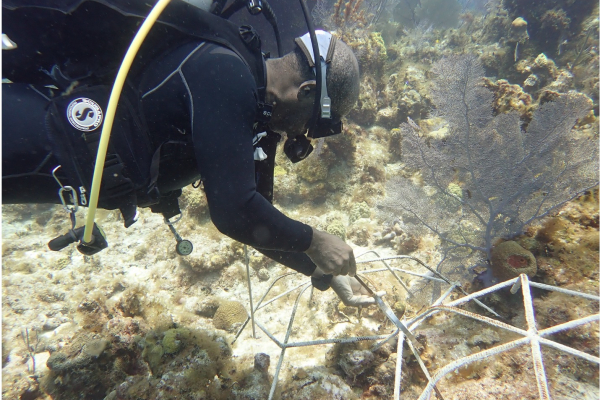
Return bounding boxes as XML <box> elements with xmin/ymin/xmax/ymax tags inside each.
<box><xmin>265</xmin><ymin>33</ymin><xmax>359</xmax><ymax>138</ymax></box>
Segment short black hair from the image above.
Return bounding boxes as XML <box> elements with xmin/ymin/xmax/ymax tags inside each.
<box><xmin>282</xmin><ymin>39</ymin><xmax>360</xmax><ymax>121</ymax></box>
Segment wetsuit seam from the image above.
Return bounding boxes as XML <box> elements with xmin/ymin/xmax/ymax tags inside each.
<box><xmin>141</xmin><ymin>42</ymin><xmax>205</xmax><ymax>99</ymax></box>
<box><xmin>179</xmin><ymin>70</ymin><xmax>194</xmax><ymax>129</ymax></box>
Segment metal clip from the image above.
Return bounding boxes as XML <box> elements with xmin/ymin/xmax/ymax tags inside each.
<box><xmin>79</xmin><ymin>186</ymin><xmax>87</xmax><ymax>206</ymax></box>
<box><xmin>53</xmin><ymin>166</ymin><xmax>79</xmax><ymax>212</ymax></box>
<box><xmin>52</xmin><ymin>166</ymin><xmax>64</xmax><ymax>188</ymax></box>
<box><xmin>59</xmin><ymin>186</ymin><xmax>79</xmax><ymax>213</ymax></box>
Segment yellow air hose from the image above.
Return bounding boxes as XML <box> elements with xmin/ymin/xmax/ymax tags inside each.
<box><xmin>83</xmin><ymin>0</ymin><xmax>172</xmax><ymax>243</ymax></box>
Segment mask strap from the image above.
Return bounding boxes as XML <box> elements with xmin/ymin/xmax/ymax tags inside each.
<box><xmin>319</xmin><ymin>60</ymin><xmax>331</xmax><ymax>119</ymax></box>
<box><xmin>295</xmin><ymin>31</ymin><xmax>336</xmax><ymax>120</ymax></box>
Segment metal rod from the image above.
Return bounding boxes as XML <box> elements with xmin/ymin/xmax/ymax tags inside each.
<box><xmin>405</xmin><ymin>284</ymin><xmax>459</xmax><ymax>330</ymax></box>
<box><xmin>356</xmin><ymin>250</ymin><xmax>414</xmax><ymax>296</ymax></box>
<box><xmin>529</xmin><ymin>281</ymin><xmax>600</xmax><ymax>301</ymax></box>
<box><xmin>361</xmin><ymin>266</ymin><xmax>447</xmax><ymax>283</ymax></box>
<box><xmin>230</xmin><ymin>256</ymin><xmax>598</xmax><ymax>400</ymax></box>
<box><xmin>520</xmin><ymin>275</ymin><xmax>550</xmax><ymax>399</ymax></box>
<box><xmin>257</xmin><ymin>281</ymin><xmax>311</xmax><ymax>311</ymax></box>
<box><xmin>394</xmin><ymin>332</ymin><xmax>405</xmax><ymax>400</ymax></box>
<box><xmin>358</xmin><ymin>254</ymin><xmax>500</xmax><ymax>317</ymax></box>
<box><xmin>538</xmin><ymin>336</ymin><xmax>600</xmax><ymax>364</ymax></box>
<box><xmin>539</xmin><ymin>314</ymin><xmax>600</xmax><ymax>338</ymax></box>
<box><xmin>268</xmin><ymin>284</ymin><xmax>312</xmax><ymax>400</ymax></box>
<box><xmin>244</xmin><ymin>245</ymin><xmax>257</xmax><ymax>339</ymax></box>
<box><xmin>418</xmin><ymin>337</ymin><xmax>531</xmax><ymax>400</ymax></box>
<box><xmin>268</xmin><ymin>347</ymin><xmax>287</xmax><ymax>400</ymax></box>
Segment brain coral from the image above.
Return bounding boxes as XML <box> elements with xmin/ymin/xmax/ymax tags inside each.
<box><xmin>213</xmin><ymin>300</ymin><xmax>248</xmax><ymax>332</ymax></box>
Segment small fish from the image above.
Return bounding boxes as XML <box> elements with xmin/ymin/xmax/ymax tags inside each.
<box><xmin>2</xmin><ymin>33</ymin><xmax>17</xmax><ymax>50</ymax></box>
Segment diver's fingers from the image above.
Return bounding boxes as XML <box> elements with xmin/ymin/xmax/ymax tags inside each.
<box><xmin>339</xmin><ymin>263</ymin><xmax>349</xmax><ymax>276</ymax></box>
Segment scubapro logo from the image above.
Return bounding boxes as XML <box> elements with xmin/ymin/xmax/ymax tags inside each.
<box><xmin>67</xmin><ymin>98</ymin><xmax>103</xmax><ymax>132</ymax></box>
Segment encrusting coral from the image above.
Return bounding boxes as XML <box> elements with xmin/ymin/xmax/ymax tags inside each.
<box><xmin>326</xmin><ymin>220</ymin><xmax>347</xmax><ymax>241</ymax></box>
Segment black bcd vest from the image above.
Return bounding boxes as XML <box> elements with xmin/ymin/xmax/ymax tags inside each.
<box><xmin>3</xmin><ymin>0</ymin><xmax>271</xmax><ymax>225</ymax></box>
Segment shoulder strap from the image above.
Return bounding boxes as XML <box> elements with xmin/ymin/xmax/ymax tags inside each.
<box><xmin>152</xmin><ymin>1</ymin><xmax>269</xmax><ymax>106</ymax></box>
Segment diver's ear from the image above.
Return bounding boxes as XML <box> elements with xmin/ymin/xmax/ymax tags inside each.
<box><xmin>297</xmin><ymin>80</ymin><xmax>317</xmax><ymax>102</ymax></box>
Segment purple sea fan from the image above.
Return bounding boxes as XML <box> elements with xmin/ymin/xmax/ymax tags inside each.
<box><xmin>379</xmin><ymin>54</ymin><xmax>599</xmax><ymax>266</ymax></box>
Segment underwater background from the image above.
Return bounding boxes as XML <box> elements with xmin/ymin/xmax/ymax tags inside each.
<box><xmin>2</xmin><ymin>0</ymin><xmax>599</xmax><ymax>399</ymax></box>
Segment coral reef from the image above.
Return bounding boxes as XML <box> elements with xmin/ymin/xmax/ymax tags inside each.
<box><xmin>504</xmin><ymin>0</ymin><xmax>597</xmax><ymax>58</ymax></box>
<box><xmin>348</xmin><ymin>76</ymin><xmax>379</xmax><ymax>126</ymax></box>
<box><xmin>482</xmin><ymin>77</ymin><xmax>534</xmax><ymax>121</ymax></box>
<box><xmin>348</xmin><ymin>31</ymin><xmax>388</xmax><ymax>79</ymax></box>
<box><xmin>179</xmin><ymin>185</ymin><xmax>209</xmax><ymax>222</ymax></box>
<box><xmin>42</xmin><ymin>317</ymin><xmax>149</xmax><ymax>399</ymax></box>
<box><xmin>178</xmin><ymin>238</ymin><xmax>242</xmax><ymax>274</ymax></box>
<box><xmin>379</xmin><ymin>54</ymin><xmax>598</xmax><ymax>273</ymax></box>
<box><xmin>339</xmin><ymin>349</ymin><xmax>375</xmax><ymax>380</ymax></box>
<box><xmin>2</xmin><ymin>1</ymin><xmax>598</xmax><ymax>399</ymax></box>
<box><xmin>77</xmin><ymin>297</ymin><xmax>111</xmax><ymax>333</ymax></box>
<box><xmin>231</xmin><ymin>353</ymin><xmax>272</xmax><ymax>400</ymax></box>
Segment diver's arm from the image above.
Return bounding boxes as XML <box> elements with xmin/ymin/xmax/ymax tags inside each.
<box><xmin>254</xmin><ymin>248</ymin><xmax>316</xmax><ymax>275</ymax></box>
<box><xmin>183</xmin><ymin>46</ymin><xmax>312</xmax><ymax>252</ymax></box>
<box><xmin>251</xmin><ymin>131</ymin><xmax>355</xmax><ymax>277</ymax></box>
<box><xmin>181</xmin><ymin>45</ymin><xmax>355</xmax><ymax>276</ymax></box>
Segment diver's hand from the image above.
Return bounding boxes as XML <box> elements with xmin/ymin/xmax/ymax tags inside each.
<box><xmin>305</xmin><ymin>228</ymin><xmax>356</xmax><ymax>276</ymax></box>
<box><xmin>331</xmin><ymin>275</ymin><xmax>386</xmax><ymax>307</ymax></box>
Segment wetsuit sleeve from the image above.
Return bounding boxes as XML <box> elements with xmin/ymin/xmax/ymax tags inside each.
<box><xmin>253</xmin><ymin>130</ymin><xmax>317</xmax><ymax>276</ymax></box>
<box><xmin>181</xmin><ymin>46</ymin><xmax>313</xmax><ymax>253</ymax></box>
<box><xmin>255</xmin><ymin>248</ymin><xmax>317</xmax><ymax>276</ymax></box>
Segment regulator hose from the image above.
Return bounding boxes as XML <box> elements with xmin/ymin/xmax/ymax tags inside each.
<box><xmin>83</xmin><ymin>0</ymin><xmax>172</xmax><ymax>244</ymax></box>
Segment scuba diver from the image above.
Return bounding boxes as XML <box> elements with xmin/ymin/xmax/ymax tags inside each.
<box><xmin>2</xmin><ymin>0</ymin><xmax>381</xmax><ymax>306</ymax></box>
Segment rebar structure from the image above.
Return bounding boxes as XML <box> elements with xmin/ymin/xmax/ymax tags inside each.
<box><xmin>234</xmin><ymin>252</ymin><xmax>600</xmax><ymax>399</ymax></box>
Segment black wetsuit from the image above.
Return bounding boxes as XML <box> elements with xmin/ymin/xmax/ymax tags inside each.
<box><xmin>2</xmin><ymin>37</ymin><xmax>317</xmax><ymax>275</ymax></box>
